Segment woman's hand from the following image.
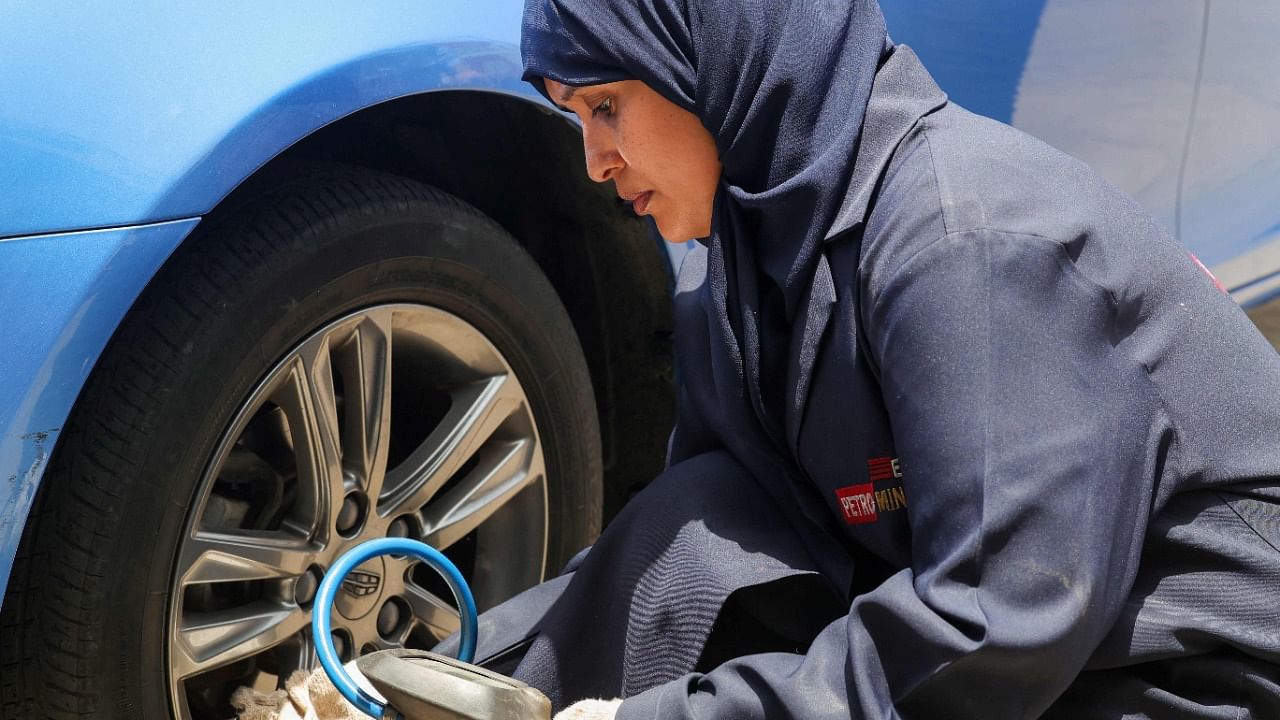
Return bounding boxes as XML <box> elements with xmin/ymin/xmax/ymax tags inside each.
<box><xmin>555</xmin><ymin>698</ymin><xmax>623</xmax><ymax>720</ymax></box>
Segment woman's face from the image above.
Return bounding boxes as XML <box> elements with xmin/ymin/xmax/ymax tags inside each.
<box><xmin>544</xmin><ymin>79</ymin><xmax>722</xmax><ymax>242</ymax></box>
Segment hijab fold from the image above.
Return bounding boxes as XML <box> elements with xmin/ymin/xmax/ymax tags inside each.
<box><xmin>522</xmin><ymin>0</ymin><xmax>889</xmax><ymax>448</ymax></box>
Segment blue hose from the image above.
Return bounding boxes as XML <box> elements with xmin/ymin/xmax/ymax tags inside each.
<box><xmin>312</xmin><ymin>538</ymin><xmax>479</xmax><ymax>719</ymax></box>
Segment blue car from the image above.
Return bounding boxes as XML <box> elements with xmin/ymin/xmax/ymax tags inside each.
<box><xmin>0</xmin><ymin>3</ymin><xmax>677</xmax><ymax>717</ymax></box>
<box><xmin>1</xmin><ymin>2</ymin><xmax>1276</xmax><ymax>718</ymax></box>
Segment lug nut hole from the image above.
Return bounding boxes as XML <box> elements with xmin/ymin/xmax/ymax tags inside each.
<box><xmin>336</xmin><ymin>492</ymin><xmax>367</xmax><ymax>537</ymax></box>
<box><xmin>330</xmin><ymin>629</ymin><xmax>352</xmax><ymax>662</ymax></box>
<box><xmin>377</xmin><ymin>597</ymin><xmax>408</xmax><ymax>640</ymax></box>
<box><xmin>387</xmin><ymin>516</ymin><xmax>415</xmax><ymax>539</ymax></box>
<box><xmin>294</xmin><ymin>565</ymin><xmax>323</xmax><ymax>607</ymax></box>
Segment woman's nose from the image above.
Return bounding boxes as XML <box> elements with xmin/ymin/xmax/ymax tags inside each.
<box><xmin>583</xmin><ymin>129</ymin><xmax>623</xmax><ymax>183</ymax></box>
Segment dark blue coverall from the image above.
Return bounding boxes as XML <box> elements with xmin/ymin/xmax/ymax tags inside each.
<box><xmin>451</xmin><ymin>40</ymin><xmax>1280</xmax><ymax>720</ymax></box>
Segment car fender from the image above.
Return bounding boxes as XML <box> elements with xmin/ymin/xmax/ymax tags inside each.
<box><xmin>0</xmin><ymin>219</ymin><xmax>199</xmax><ymax>599</ymax></box>
<box><xmin>0</xmin><ymin>2</ymin><xmax>582</xmax><ymax>601</ymax></box>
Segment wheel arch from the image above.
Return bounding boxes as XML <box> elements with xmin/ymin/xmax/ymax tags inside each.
<box><xmin>235</xmin><ymin>89</ymin><xmax>678</xmax><ymax>522</ymax></box>
<box><xmin>138</xmin><ymin>89</ymin><xmax>676</xmax><ymax>525</ymax></box>
<box><xmin>1</xmin><ymin>89</ymin><xmax>676</xmax><ymax>613</ymax></box>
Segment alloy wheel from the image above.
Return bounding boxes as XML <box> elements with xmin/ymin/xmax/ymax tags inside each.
<box><xmin>166</xmin><ymin>304</ymin><xmax>549</xmax><ymax>717</ymax></box>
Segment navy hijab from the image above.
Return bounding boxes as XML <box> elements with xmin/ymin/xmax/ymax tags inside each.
<box><xmin>522</xmin><ymin>0</ymin><xmax>888</xmax><ymax>447</ymax></box>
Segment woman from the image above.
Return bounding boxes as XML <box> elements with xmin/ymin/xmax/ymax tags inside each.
<box><xmin>239</xmin><ymin>1</ymin><xmax>1280</xmax><ymax>718</ymax></box>
<box><xmin>502</xmin><ymin>0</ymin><xmax>1280</xmax><ymax>717</ymax></box>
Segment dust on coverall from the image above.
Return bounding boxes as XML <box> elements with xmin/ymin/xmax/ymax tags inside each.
<box><xmin>454</xmin><ymin>23</ymin><xmax>1280</xmax><ymax>720</ymax></box>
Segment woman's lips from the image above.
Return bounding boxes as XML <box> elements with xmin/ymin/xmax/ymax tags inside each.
<box><xmin>631</xmin><ymin>191</ymin><xmax>653</xmax><ymax>216</ymax></box>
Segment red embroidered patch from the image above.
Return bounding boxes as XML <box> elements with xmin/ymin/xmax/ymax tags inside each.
<box><xmin>867</xmin><ymin>456</ymin><xmax>899</xmax><ymax>481</ymax></box>
<box><xmin>835</xmin><ymin>483</ymin><xmax>878</xmax><ymax>525</ymax></box>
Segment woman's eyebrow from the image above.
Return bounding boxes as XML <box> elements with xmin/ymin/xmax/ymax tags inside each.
<box><xmin>557</xmin><ymin>85</ymin><xmax>577</xmax><ymax>105</ymax></box>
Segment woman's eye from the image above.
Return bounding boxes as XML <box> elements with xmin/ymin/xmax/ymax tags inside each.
<box><xmin>590</xmin><ymin>98</ymin><xmax>613</xmax><ymax>118</ymax></box>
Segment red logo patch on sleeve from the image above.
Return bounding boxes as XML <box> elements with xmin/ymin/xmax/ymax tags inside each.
<box><xmin>835</xmin><ymin>483</ymin><xmax>878</xmax><ymax>525</ymax></box>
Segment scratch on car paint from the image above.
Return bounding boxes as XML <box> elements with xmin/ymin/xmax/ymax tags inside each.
<box><xmin>20</xmin><ymin>430</ymin><xmax>59</xmax><ymax>479</ymax></box>
<box><xmin>20</xmin><ymin>428</ymin><xmax>58</xmax><ymax>444</ymax></box>
<box><xmin>6</xmin><ymin>428</ymin><xmax>59</xmax><ymax>494</ymax></box>
<box><xmin>0</xmin><ymin>430</ymin><xmax>58</xmax><ymax>542</ymax></box>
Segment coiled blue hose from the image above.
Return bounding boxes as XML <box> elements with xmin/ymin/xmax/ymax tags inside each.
<box><xmin>312</xmin><ymin>537</ymin><xmax>479</xmax><ymax>719</ymax></box>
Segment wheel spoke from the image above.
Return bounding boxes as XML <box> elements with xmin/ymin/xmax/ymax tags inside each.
<box><xmin>173</xmin><ymin>602</ymin><xmax>309</xmax><ymax>679</ymax></box>
<box><xmin>335</xmin><ymin>309</ymin><xmax>394</xmax><ymax>501</ymax></box>
<box><xmin>401</xmin><ymin>580</ymin><xmax>463</xmax><ymax>641</ymax></box>
<box><xmin>420</xmin><ymin>439</ymin><xmax>541</xmax><ymax>551</ymax></box>
<box><xmin>178</xmin><ymin>531</ymin><xmax>314</xmax><ymax>584</ymax></box>
<box><xmin>380</xmin><ymin>375</ymin><xmax>522</xmax><ymax>518</ymax></box>
<box><xmin>233</xmin><ymin>406</ymin><xmax>296</xmax><ymax>477</ymax></box>
<box><xmin>273</xmin><ymin>349</ymin><xmax>344</xmax><ymax>536</ymax></box>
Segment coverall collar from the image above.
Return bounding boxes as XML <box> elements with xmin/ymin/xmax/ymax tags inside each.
<box><xmin>827</xmin><ymin>43</ymin><xmax>950</xmax><ymax>242</ymax></box>
<box><xmin>785</xmin><ymin>44</ymin><xmax>949</xmax><ymax>454</ymax></box>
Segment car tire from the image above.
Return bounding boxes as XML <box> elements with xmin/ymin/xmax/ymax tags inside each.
<box><xmin>0</xmin><ymin>168</ymin><xmax>602</xmax><ymax>719</ymax></box>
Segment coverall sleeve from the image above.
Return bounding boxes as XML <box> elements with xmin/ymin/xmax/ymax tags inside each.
<box><xmin>616</xmin><ymin>229</ymin><xmax>1173</xmax><ymax>720</ymax></box>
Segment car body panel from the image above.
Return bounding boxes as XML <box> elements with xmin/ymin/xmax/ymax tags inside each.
<box><xmin>879</xmin><ymin>0</ymin><xmax>1049</xmax><ymax>125</ymax></box>
<box><xmin>1180</xmin><ymin>1</ymin><xmax>1280</xmax><ymax>306</ymax></box>
<box><xmin>0</xmin><ymin>1</ymin><xmax>529</xmax><ymax>239</ymax></box>
<box><xmin>0</xmin><ymin>218</ymin><xmax>200</xmax><ymax>595</ymax></box>
<box><xmin>1010</xmin><ymin>0</ymin><xmax>1203</xmax><ymax>238</ymax></box>
<box><xmin>884</xmin><ymin>0</ymin><xmax>1204</xmax><ymax>241</ymax></box>
<box><xmin>882</xmin><ymin>0</ymin><xmax>1280</xmax><ymax>309</ymax></box>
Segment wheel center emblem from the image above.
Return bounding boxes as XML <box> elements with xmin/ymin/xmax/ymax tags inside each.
<box><xmin>333</xmin><ymin>556</ymin><xmax>386</xmax><ymax>621</ymax></box>
<box><xmin>341</xmin><ymin>570</ymin><xmax>381</xmax><ymax>598</ymax></box>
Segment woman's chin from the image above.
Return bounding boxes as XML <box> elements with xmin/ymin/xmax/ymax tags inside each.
<box><xmin>653</xmin><ymin>215</ymin><xmax>706</xmax><ymax>244</ymax></box>
<box><xmin>652</xmin><ymin>217</ymin><xmax>679</xmax><ymax>243</ymax></box>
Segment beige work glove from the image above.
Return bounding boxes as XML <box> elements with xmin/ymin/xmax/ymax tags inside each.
<box><xmin>230</xmin><ymin>662</ymin><xmax>373</xmax><ymax>720</ymax></box>
<box><xmin>555</xmin><ymin>698</ymin><xmax>623</xmax><ymax>720</ymax></box>
<box><xmin>232</xmin><ymin>661</ymin><xmax>620</xmax><ymax>720</ymax></box>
